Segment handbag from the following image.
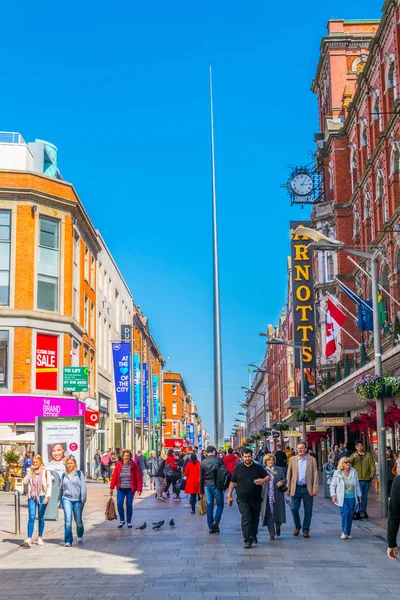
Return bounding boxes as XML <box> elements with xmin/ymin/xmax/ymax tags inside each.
<box><xmin>353</xmin><ymin>501</ymin><xmax>366</xmax><ymax>521</ymax></box>
<box><xmin>105</xmin><ymin>497</ymin><xmax>117</xmax><ymax>521</ymax></box>
<box><xmin>177</xmin><ymin>478</ymin><xmax>186</xmax><ymax>492</ymax></box>
<box><xmin>279</xmin><ymin>485</ymin><xmax>288</xmax><ymax>493</ymax></box>
<box><xmin>198</xmin><ymin>495</ymin><xmax>207</xmax><ymax>515</ymax></box>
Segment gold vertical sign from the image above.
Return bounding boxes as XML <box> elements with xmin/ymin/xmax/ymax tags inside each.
<box><xmin>290</xmin><ymin>221</ymin><xmax>316</xmax><ymax>368</ymax></box>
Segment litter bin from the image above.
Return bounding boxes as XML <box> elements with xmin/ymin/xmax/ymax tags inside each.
<box><xmin>44</xmin><ymin>471</ymin><xmax>61</xmax><ymax>521</ymax></box>
<box><xmin>323</xmin><ymin>461</ymin><xmax>335</xmax><ymax>498</ymax></box>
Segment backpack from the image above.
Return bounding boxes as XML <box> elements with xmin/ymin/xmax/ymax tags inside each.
<box><xmin>215</xmin><ymin>462</ymin><xmax>231</xmax><ymax>491</ymax></box>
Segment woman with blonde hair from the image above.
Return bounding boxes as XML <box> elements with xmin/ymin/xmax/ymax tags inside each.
<box><xmin>59</xmin><ymin>456</ymin><xmax>87</xmax><ymax>546</ymax></box>
<box><xmin>261</xmin><ymin>453</ymin><xmax>287</xmax><ymax>540</ymax></box>
<box><xmin>22</xmin><ymin>454</ymin><xmax>52</xmax><ymax>547</ymax></box>
<box><xmin>330</xmin><ymin>456</ymin><xmax>362</xmax><ymax>539</ymax></box>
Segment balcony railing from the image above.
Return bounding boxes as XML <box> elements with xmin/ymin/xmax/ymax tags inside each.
<box><xmin>0</xmin><ymin>132</ymin><xmax>25</xmax><ymax>144</ymax></box>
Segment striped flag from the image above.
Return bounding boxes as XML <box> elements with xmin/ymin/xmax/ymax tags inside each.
<box><xmin>325</xmin><ymin>298</ymin><xmax>346</xmax><ymax>357</ymax></box>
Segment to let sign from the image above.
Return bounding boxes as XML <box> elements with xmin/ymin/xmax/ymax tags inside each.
<box><xmin>36</xmin><ymin>334</ymin><xmax>58</xmax><ymax>391</ymax></box>
<box><xmin>63</xmin><ymin>367</ymin><xmax>89</xmax><ymax>393</ymax></box>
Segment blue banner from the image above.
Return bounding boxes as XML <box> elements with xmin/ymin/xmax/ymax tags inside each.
<box><xmin>198</xmin><ymin>433</ymin><xmax>202</xmax><ymax>450</ymax></box>
<box><xmin>112</xmin><ymin>343</ymin><xmax>131</xmax><ymax>414</ymax></box>
<box><xmin>153</xmin><ymin>375</ymin><xmax>160</xmax><ymax>425</ymax></box>
<box><xmin>143</xmin><ymin>362</ymin><xmax>149</xmax><ymax>425</ymax></box>
<box><xmin>188</xmin><ymin>422</ymin><xmax>195</xmax><ymax>445</ymax></box>
<box><xmin>134</xmin><ymin>354</ymin><xmax>141</xmax><ymax>420</ymax></box>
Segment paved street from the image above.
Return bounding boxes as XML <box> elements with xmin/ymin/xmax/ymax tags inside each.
<box><xmin>0</xmin><ymin>483</ymin><xmax>398</xmax><ymax>600</ymax></box>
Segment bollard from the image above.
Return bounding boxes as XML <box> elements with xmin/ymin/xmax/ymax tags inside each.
<box><xmin>14</xmin><ymin>489</ymin><xmax>20</xmax><ymax>535</ymax></box>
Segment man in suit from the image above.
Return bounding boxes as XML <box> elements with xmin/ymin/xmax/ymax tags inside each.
<box><xmin>286</xmin><ymin>441</ymin><xmax>318</xmax><ymax>538</ymax></box>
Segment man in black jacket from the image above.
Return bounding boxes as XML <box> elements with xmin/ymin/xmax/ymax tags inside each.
<box><xmin>274</xmin><ymin>445</ymin><xmax>288</xmax><ymax>471</ymax></box>
<box><xmin>387</xmin><ymin>475</ymin><xmax>400</xmax><ymax>560</ymax></box>
<box><xmin>200</xmin><ymin>446</ymin><xmax>224</xmax><ymax>534</ymax></box>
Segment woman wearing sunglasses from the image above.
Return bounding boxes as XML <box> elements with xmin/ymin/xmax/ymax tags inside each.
<box><xmin>330</xmin><ymin>457</ymin><xmax>362</xmax><ymax>539</ymax></box>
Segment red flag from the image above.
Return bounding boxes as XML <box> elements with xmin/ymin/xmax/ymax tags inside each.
<box><xmin>325</xmin><ymin>298</ymin><xmax>346</xmax><ymax>357</ymax></box>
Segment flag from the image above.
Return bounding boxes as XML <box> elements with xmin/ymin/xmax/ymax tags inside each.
<box><xmin>325</xmin><ymin>298</ymin><xmax>346</xmax><ymax>357</ymax></box>
<box><xmin>335</xmin><ymin>278</ymin><xmax>373</xmax><ymax>331</ymax></box>
<box><xmin>377</xmin><ymin>288</ymin><xmax>387</xmax><ymax>325</ymax></box>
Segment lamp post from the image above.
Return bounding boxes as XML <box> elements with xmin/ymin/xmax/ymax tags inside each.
<box><xmin>241</xmin><ymin>387</ymin><xmax>268</xmax><ymax>436</ymax></box>
<box><xmin>260</xmin><ymin>335</ymin><xmax>306</xmax><ymax>442</ymax></box>
<box><xmin>249</xmin><ymin>364</ymin><xmax>283</xmax><ymax>443</ymax></box>
<box><xmin>293</xmin><ymin>225</ymin><xmax>387</xmax><ymax>518</ymax></box>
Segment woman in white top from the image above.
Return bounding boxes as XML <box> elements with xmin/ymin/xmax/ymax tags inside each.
<box><xmin>22</xmin><ymin>455</ymin><xmax>52</xmax><ymax>547</ymax></box>
<box><xmin>330</xmin><ymin>457</ymin><xmax>361</xmax><ymax>540</ymax></box>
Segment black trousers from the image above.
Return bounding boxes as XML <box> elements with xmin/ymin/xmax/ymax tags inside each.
<box><xmin>190</xmin><ymin>494</ymin><xmax>197</xmax><ymax>511</ymax></box>
<box><xmin>237</xmin><ymin>501</ymin><xmax>262</xmax><ymax>542</ymax></box>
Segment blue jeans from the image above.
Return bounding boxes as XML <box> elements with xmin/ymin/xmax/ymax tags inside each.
<box><xmin>359</xmin><ymin>480</ymin><xmax>371</xmax><ymax>513</ymax></box>
<box><xmin>27</xmin><ymin>496</ymin><xmax>47</xmax><ymax>538</ymax></box>
<box><xmin>205</xmin><ymin>486</ymin><xmax>224</xmax><ymax>529</ymax></box>
<box><xmin>62</xmin><ymin>498</ymin><xmax>84</xmax><ymax>544</ymax></box>
<box><xmin>340</xmin><ymin>497</ymin><xmax>355</xmax><ymax>535</ymax></box>
<box><xmin>117</xmin><ymin>488</ymin><xmax>134</xmax><ymax>523</ymax></box>
<box><xmin>291</xmin><ymin>485</ymin><xmax>314</xmax><ymax>533</ymax></box>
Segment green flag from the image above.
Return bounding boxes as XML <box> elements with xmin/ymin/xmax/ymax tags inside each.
<box><xmin>377</xmin><ymin>288</ymin><xmax>387</xmax><ymax>326</ymax></box>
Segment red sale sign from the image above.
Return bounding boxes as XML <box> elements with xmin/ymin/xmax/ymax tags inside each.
<box><xmin>36</xmin><ymin>334</ymin><xmax>58</xmax><ymax>391</ymax></box>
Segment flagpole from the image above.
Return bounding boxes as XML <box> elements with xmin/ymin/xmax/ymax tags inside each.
<box><xmin>319</xmin><ymin>306</ymin><xmax>359</xmax><ymax>345</ymax></box>
<box><xmin>346</xmin><ymin>256</ymin><xmax>400</xmax><ymax>308</ymax></box>
<box><xmin>326</xmin><ymin>292</ymin><xmax>358</xmax><ymax>322</ymax></box>
<box><xmin>210</xmin><ymin>66</ymin><xmax>224</xmax><ymax>449</ymax></box>
<box><xmin>334</xmin><ymin>277</ymin><xmax>373</xmax><ymax>312</ymax></box>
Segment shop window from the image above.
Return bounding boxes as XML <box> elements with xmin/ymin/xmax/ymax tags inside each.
<box><xmin>0</xmin><ymin>331</ymin><xmax>9</xmax><ymax>387</ymax></box>
<box><xmin>0</xmin><ymin>211</ymin><xmax>11</xmax><ymax>306</ymax></box>
<box><xmin>37</xmin><ymin>217</ymin><xmax>59</xmax><ymax>311</ymax></box>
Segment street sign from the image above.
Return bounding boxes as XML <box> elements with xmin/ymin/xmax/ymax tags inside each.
<box><xmin>63</xmin><ymin>367</ymin><xmax>89</xmax><ymax>392</ymax></box>
<box><xmin>121</xmin><ymin>325</ymin><xmax>131</xmax><ymax>342</ymax></box>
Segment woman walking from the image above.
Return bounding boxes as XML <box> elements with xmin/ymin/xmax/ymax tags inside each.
<box><xmin>184</xmin><ymin>453</ymin><xmax>201</xmax><ymax>514</ymax></box>
<box><xmin>330</xmin><ymin>456</ymin><xmax>362</xmax><ymax>539</ymax></box>
<box><xmin>165</xmin><ymin>449</ymin><xmax>181</xmax><ymax>501</ymax></box>
<box><xmin>147</xmin><ymin>450</ymin><xmax>166</xmax><ymax>501</ymax></box>
<box><xmin>261</xmin><ymin>454</ymin><xmax>287</xmax><ymax>540</ymax></box>
<box><xmin>22</xmin><ymin>455</ymin><xmax>52</xmax><ymax>547</ymax></box>
<box><xmin>60</xmin><ymin>456</ymin><xmax>87</xmax><ymax>546</ymax></box>
<box><xmin>110</xmin><ymin>449</ymin><xmax>142</xmax><ymax>528</ymax></box>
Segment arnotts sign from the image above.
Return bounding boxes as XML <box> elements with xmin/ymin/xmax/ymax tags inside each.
<box><xmin>290</xmin><ymin>221</ymin><xmax>316</xmax><ymax>368</ymax></box>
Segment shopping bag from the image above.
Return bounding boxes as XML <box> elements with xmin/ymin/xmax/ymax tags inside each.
<box><xmin>353</xmin><ymin>501</ymin><xmax>366</xmax><ymax>521</ymax></box>
<box><xmin>105</xmin><ymin>497</ymin><xmax>117</xmax><ymax>521</ymax></box>
<box><xmin>198</xmin><ymin>495</ymin><xmax>207</xmax><ymax>516</ymax></box>
<box><xmin>178</xmin><ymin>478</ymin><xmax>186</xmax><ymax>492</ymax></box>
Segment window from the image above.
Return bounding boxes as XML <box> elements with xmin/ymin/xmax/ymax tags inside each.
<box><xmin>84</xmin><ymin>247</ymin><xmax>89</xmax><ymax>282</ymax></box>
<box><xmin>0</xmin><ymin>331</ymin><xmax>9</xmax><ymax>387</ymax></box>
<box><xmin>324</xmin><ymin>253</ymin><xmax>334</xmax><ymax>282</ymax></box>
<box><xmin>84</xmin><ymin>294</ymin><xmax>88</xmax><ymax>332</ymax></box>
<box><xmin>90</xmin><ymin>350</ymin><xmax>95</xmax><ymax>389</ymax></box>
<box><xmin>391</xmin><ymin>142</ymin><xmax>400</xmax><ymax>175</ymax></box>
<box><xmin>353</xmin><ymin>211</ymin><xmax>360</xmax><ymax>237</ymax></box>
<box><xmin>172</xmin><ymin>401</ymin><xmax>177</xmax><ymax>415</ymax></box>
<box><xmin>90</xmin><ymin>256</ymin><xmax>95</xmax><ymax>289</ymax></box>
<box><xmin>98</xmin><ymin>262</ymin><xmax>102</xmax><ymax>290</ymax></box>
<box><xmin>364</xmin><ymin>189</ymin><xmax>372</xmax><ymax>219</ymax></box>
<box><xmin>0</xmin><ymin>211</ymin><xmax>11</xmax><ymax>306</ymax></box>
<box><xmin>386</xmin><ymin>55</ymin><xmax>396</xmax><ymax>90</ymax></box>
<box><xmin>37</xmin><ymin>217</ymin><xmax>59</xmax><ymax>311</ymax></box>
<box><xmin>72</xmin><ymin>339</ymin><xmax>79</xmax><ymax>367</ymax></box>
<box><xmin>360</xmin><ymin>119</ymin><xmax>368</xmax><ymax>148</ymax></box>
<box><xmin>115</xmin><ymin>288</ymin><xmax>120</xmax><ymax>326</ymax></box>
<box><xmin>172</xmin><ymin>421</ymin><xmax>178</xmax><ymax>437</ymax></box>
<box><xmin>172</xmin><ymin>384</ymin><xmax>177</xmax><ymax>395</ymax></box>
<box><xmin>104</xmin><ymin>270</ymin><xmax>107</xmax><ymax>297</ymax></box>
<box><xmin>90</xmin><ymin>302</ymin><xmax>95</xmax><ymax>339</ymax></box>
<box><xmin>73</xmin><ymin>233</ymin><xmax>80</xmax><ymax>320</ymax></box>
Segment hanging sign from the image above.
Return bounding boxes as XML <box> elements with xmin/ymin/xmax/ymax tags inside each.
<box><xmin>188</xmin><ymin>422</ymin><xmax>195</xmax><ymax>445</ymax></box>
<box><xmin>112</xmin><ymin>343</ymin><xmax>131</xmax><ymax>414</ymax></box>
<box><xmin>153</xmin><ymin>375</ymin><xmax>160</xmax><ymax>425</ymax></box>
<box><xmin>36</xmin><ymin>334</ymin><xmax>58</xmax><ymax>391</ymax></box>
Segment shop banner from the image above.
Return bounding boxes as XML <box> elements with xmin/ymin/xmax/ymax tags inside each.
<box><xmin>36</xmin><ymin>334</ymin><xmax>58</xmax><ymax>391</ymax></box>
<box><xmin>36</xmin><ymin>416</ymin><xmax>85</xmax><ymax>474</ymax></box>
<box><xmin>134</xmin><ymin>354</ymin><xmax>141</xmax><ymax>420</ymax></box>
<box><xmin>112</xmin><ymin>343</ymin><xmax>131</xmax><ymax>414</ymax></box>
<box><xmin>198</xmin><ymin>433</ymin><xmax>202</xmax><ymax>450</ymax></box>
<box><xmin>188</xmin><ymin>422</ymin><xmax>195</xmax><ymax>445</ymax></box>
<box><xmin>143</xmin><ymin>362</ymin><xmax>149</xmax><ymax>425</ymax></box>
<box><xmin>153</xmin><ymin>375</ymin><xmax>160</xmax><ymax>425</ymax></box>
<box><xmin>85</xmin><ymin>408</ymin><xmax>99</xmax><ymax>428</ymax></box>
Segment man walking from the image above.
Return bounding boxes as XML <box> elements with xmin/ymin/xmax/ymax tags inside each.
<box><xmin>227</xmin><ymin>447</ymin><xmax>270</xmax><ymax>548</ymax></box>
<box><xmin>274</xmin><ymin>444</ymin><xmax>288</xmax><ymax>472</ymax></box>
<box><xmin>349</xmin><ymin>440</ymin><xmax>375</xmax><ymax>518</ymax></box>
<box><xmin>287</xmin><ymin>441</ymin><xmax>318</xmax><ymax>538</ymax></box>
<box><xmin>136</xmin><ymin>451</ymin><xmax>149</xmax><ymax>487</ymax></box>
<box><xmin>200</xmin><ymin>446</ymin><xmax>224</xmax><ymax>534</ymax></box>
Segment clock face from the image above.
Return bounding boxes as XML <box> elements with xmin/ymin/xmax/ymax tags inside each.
<box><xmin>291</xmin><ymin>173</ymin><xmax>314</xmax><ymax>196</ymax></box>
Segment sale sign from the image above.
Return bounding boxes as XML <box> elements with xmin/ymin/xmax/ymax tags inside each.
<box><xmin>36</xmin><ymin>334</ymin><xmax>58</xmax><ymax>391</ymax></box>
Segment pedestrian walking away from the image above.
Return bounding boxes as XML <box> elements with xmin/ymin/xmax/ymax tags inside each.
<box><xmin>135</xmin><ymin>450</ymin><xmax>148</xmax><ymax>487</ymax></box>
<box><xmin>164</xmin><ymin>449</ymin><xmax>181</xmax><ymax>501</ymax></box>
<box><xmin>349</xmin><ymin>440</ymin><xmax>375</xmax><ymax>518</ymax></box>
<box><xmin>328</xmin><ymin>444</ymin><xmax>340</xmax><ymax>469</ymax></box>
<box><xmin>200</xmin><ymin>445</ymin><xmax>224</xmax><ymax>533</ymax></box>
<box><xmin>101</xmin><ymin>449</ymin><xmax>113</xmax><ymax>483</ymax></box>
<box><xmin>261</xmin><ymin>454</ymin><xmax>287</xmax><ymax>540</ymax></box>
<box><xmin>387</xmin><ymin>474</ymin><xmax>400</xmax><ymax>560</ymax></box>
<box><xmin>227</xmin><ymin>447</ymin><xmax>270</xmax><ymax>548</ymax></box>
<box><xmin>22</xmin><ymin>454</ymin><xmax>52</xmax><ymax>548</ymax></box>
<box><xmin>184</xmin><ymin>452</ymin><xmax>201</xmax><ymax>513</ymax></box>
<box><xmin>147</xmin><ymin>450</ymin><xmax>166</xmax><ymax>501</ymax></box>
<box><xmin>223</xmin><ymin>447</ymin><xmax>239</xmax><ymax>475</ymax></box>
<box><xmin>59</xmin><ymin>456</ymin><xmax>87</xmax><ymax>546</ymax></box>
<box><xmin>93</xmin><ymin>449</ymin><xmax>102</xmax><ymax>480</ymax></box>
<box><xmin>330</xmin><ymin>457</ymin><xmax>361</xmax><ymax>539</ymax></box>
<box><xmin>110</xmin><ymin>449</ymin><xmax>142</xmax><ymax>528</ymax></box>
<box><xmin>286</xmin><ymin>441</ymin><xmax>318</xmax><ymax>538</ymax></box>
<box><xmin>274</xmin><ymin>445</ymin><xmax>288</xmax><ymax>472</ymax></box>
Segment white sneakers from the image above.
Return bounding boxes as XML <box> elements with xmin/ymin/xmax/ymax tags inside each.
<box><xmin>37</xmin><ymin>538</ymin><xmax>44</xmax><ymax>546</ymax></box>
<box><xmin>341</xmin><ymin>533</ymin><xmax>352</xmax><ymax>539</ymax></box>
<box><xmin>77</xmin><ymin>537</ymin><xmax>83</xmax><ymax>542</ymax></box>
<box><xmin>23</xmin><ymin>539</ymin><xmax>32</xmax><ymax>548</ymax></box>
<box><xmin>65</xmin><ymin>542</ymin><xmax>71</xmax><ymax>547</ymax></box>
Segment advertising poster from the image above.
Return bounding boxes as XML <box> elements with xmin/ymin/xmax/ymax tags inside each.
<box><xmin>188</xmin><ymin>422</ymin><xmax>195</xmax><ymax>445</ymax></box>
<box><xmin>112</xmin><ymin>342</ymin><xmax>131</xmax><ymax>414</ymax></box>
<box><xmin>198</xmin><ymin>433</ymin><xmax>202</xmax><ymax>450</ymax></box>
<box><xmin>134</xmin><ymin>354</ymin><xmax>141</xmax><ymax>420</ymax></box>
<box><xmin>37</xmin><ymin>417</ymin><xmax>85</xmax><ymax>474</ymax></box>
<box><xmin>36</xmin><ymin>334</ymin><xmax>58</xmax><ymax>391</ymax></box>
<box><xmin>143</xmin><ymin>362</ymin><xmax>149</xmax><ymax>424</ymax></box>
<box><xmin>152</xmin><ymin>375</ymin><xmax>160</xmax><ymax>425</ymax></box>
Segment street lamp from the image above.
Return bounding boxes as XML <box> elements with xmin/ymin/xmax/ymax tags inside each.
<box><xmin>293</xmin><ymin>225</ymin><xmax>387</xmax><ymax>517</ymax></box>
<box><xmin>249</xmin><ymin>364</ymin><xmax>283</xmax><ymax>443</ymax></box>
<box><xmin>260</xmin><ymin>335</ymin><xmax>307</xmax><ymax>442</ymax></box>
<box><xmin>241</xmin><ymin>386</ymin><xmax>268</xmax><ymax>433</ymax></box>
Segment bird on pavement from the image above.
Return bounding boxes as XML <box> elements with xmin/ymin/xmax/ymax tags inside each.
<box><xmin>152</xmin><ymin>520</ymin><xmax>164</xmax><ymax>530</ymax></box>
<box><xmin>169</xmin><ymin>519</ymin><xmax>175</xmax><ymax>528</ymax></box>
<box><xmin>135</xmin><ymin>522</ymin><xmax>147</xmax><ymax>531</ymax></box>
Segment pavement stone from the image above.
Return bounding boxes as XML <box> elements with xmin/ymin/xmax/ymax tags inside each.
<box><xmin>0</xmin><ymin>482</ymin><xmax>398</xmax><ymax>599</ymax></box>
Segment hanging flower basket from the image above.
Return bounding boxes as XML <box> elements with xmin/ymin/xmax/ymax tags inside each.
<box><xmin>291</xmin><ymin>409</ymin><xmax>317</xmax><ymax>423</ymax></box>
<box><xmin>259</xmin><ymin>428</ymin><xmax>272</xmax><ymax>437</ymax></box>
<box><xmin>354</xmin><ymin>374</ymin><xmax>400</xmax><ymax>401</ymax></box>
<box><xmin>272</xmin><ymin>421</ymin><xmax>289</xmax><ymax>431</ymax></box>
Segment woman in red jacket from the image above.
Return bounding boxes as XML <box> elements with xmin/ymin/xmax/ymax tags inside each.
<box><xmin>184</xmin><ymin>453</ymin><xmax>201</xmax><ymax>514</ymax></box>
<box><xmin>110</xmin><ymin>450</ymin><xmax>142</xmax><ymax>528</ymax></box>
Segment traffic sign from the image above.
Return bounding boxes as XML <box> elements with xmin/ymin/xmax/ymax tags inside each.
<box><xmin>63</xmin><ymin>367</ymin><xmax>89</xmax><ymax>392</ymax></box>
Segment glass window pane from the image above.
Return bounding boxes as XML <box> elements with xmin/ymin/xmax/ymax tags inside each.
<box><xmin>0</xmin><ymin>330</ymin><xmax>8</xmax><ymax>387</ymax></box>
<box><xmin>38</xmin><ymin>246</ymin><xmax>58</xmax><ymax>277</ymax></box>
<box><xmin>0</xmin><ymin>243</ymin><xmax>10</xmax><ymax>270</ymax></box>
<box><xmin>40</xmin><ymin>218</ymin><xmax>59</xmax><ymax>249</ymax></box>
<box><xmin>0</xmin><ymin>271</ymin><xmax>9</xmax><ymax>305</ymax></box>
<box><xmin>37</xmin><ymin>275</ymin><xmax>58</xmax><ymax>311</ymax></box>
<box><xmin>0</xmin><ymin>212</ymin><xmax>10</xmax><ymax>227</ymax></box>
<box><xmin>0</xmin><ymin>225</ymin><xmax>10</xmax><ymax>241</ymax></box>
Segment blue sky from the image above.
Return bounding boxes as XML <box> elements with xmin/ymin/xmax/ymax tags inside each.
<box><xmin>2</xmin><ymin>0</ymin><xmax>381</xmax><ymax>439</ymax></box>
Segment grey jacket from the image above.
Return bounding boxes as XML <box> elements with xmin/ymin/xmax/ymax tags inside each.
<box><xmin>59</xmin><ymin>471</ymin><xmax>87</xmax><ymax>503</ymax></box>
<box><xmin>200</xmin><ymin>456</ymin><xmax>220</xmax><ymax>494</ymax></box>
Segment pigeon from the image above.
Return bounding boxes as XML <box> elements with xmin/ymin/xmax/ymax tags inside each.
<box><xmin>152</xmin><ymin>520</ymin><xmax>164</xmax><ymax>530</ymax></box>
<box><xmin>169</xmin><ymin>519</ymin><xmax>175</xmax><ymax>528</ymax></box>
<box><xmin>135</xmin><ymin>522</ymin><xmax>147</xmax><ymax>531</ymax></box>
